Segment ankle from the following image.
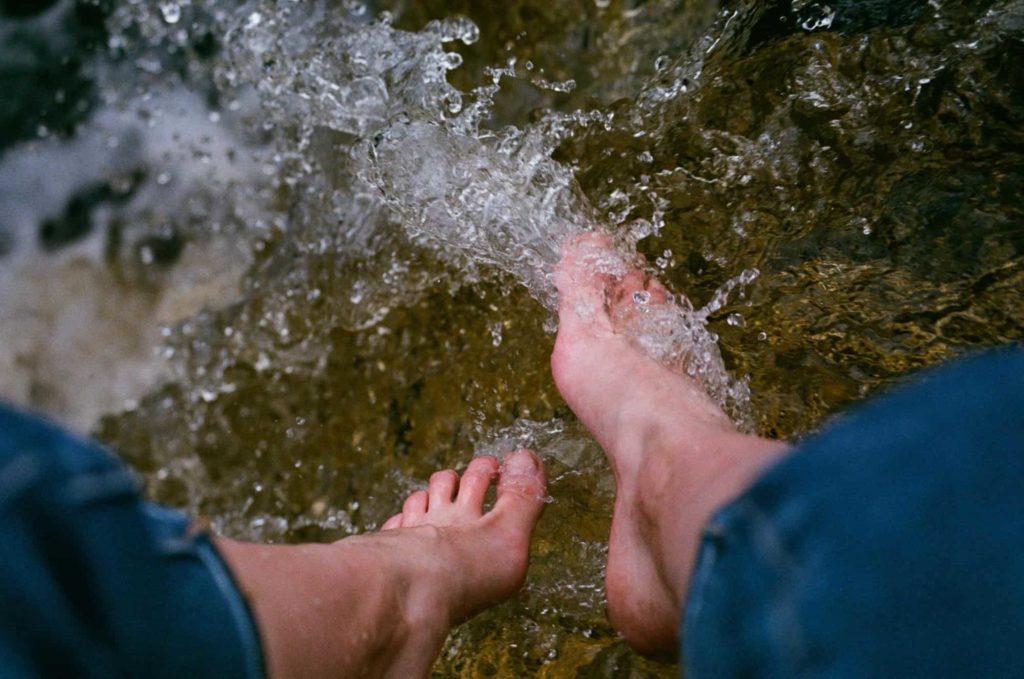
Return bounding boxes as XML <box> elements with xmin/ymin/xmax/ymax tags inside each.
<box><xmin>328</xmin><ymin>533</ymin><xmax>452</xmax><ymax>677</ymax></box>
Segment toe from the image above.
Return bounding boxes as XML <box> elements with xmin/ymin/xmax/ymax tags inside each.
<box><xmin>428</xmin><ymin>469</ymin><xmax>459</xmax><ymax>508</ymax></box>
<box><xmin>456</xmin><ymin>456</ymin><xmax>500</xmax><ymax>513</ymax></box>
<box><xmin>554</xmin><ymin>232</ymin><xmax>624</xmax><ymax>338</ymax></box>
<box><xmin>612</xmin><ymin>270</ymin><xmax>669</xmax><ymax>308</ymax></box>
<box><xmin>380</xmin><ymin>513</ymin><xmax>403</xmax><ymax>531</ymax></box>
<box><xmin>645</xmin><ymin>277</ymin><xmax>670</xmax><ymax>304</ymax></box>
<box><xmin>494</xmin><ymin>450</ymin><xmax>548</xmax><ymax>533</ymax></box>
<box><xmin>613</xmin><ymin>270</ymin><xmax>648</xmax><ymax>306</ymax></box>
<box><xmin>402</xmin><ymin>490</ymin><xmax>429</xmax><ymax>522</ymax></box>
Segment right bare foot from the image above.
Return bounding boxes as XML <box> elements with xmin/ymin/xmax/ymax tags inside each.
<box><xmin>551</xmin><ymin>233</ymin><xmax>788</xmax><ymax>656</ymax></box>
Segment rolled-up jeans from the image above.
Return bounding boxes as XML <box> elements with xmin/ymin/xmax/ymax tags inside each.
<box><xmin>2</xmin><ymin>349</ymin><xmax>1022</xmax><ymax>677</ymax></box>
<box><xmin>0</xmin><ymin>405</ymin><xmax>264</xmax><ymax>678</ymax></box>
<box><xmin>685</xmin><ymin>347</ymin><xmax>1024</xmax><ymax>677</ymax></box>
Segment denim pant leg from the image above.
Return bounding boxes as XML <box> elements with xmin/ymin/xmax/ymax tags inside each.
<box><xmin>684</xmin><ymin>347</ymin><xmax>1024</xmax><ymax>678</ymax></box>
<box><xmin>0</xmin><ymin>405</ymin><xmax>265</xmax><ymax>678</ymax></box>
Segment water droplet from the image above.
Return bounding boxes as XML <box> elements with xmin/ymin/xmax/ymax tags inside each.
<box><xmin>159</xmin><ymin>1</ymin><xmax>181</xmax><ymax>25</ymax></box>
<box><xmin>799</xmin><ymin>4</ymin><xmax>836</xmax><ymax>31</ymax></box>
<box><xmin>727</xmin><ymin>313</ymin><xmax>745</xmax><ymax>327</ymax></box>
<box><xmin>343</xmin><ymin>0</ymin><xmax>367</xmax><ymax>16</ymax></box>
<box><xmin>633</xmin><ymin>290</ymin><xmax>651</xmax><ymax>305</ymax></box>
<box><xmin>489</xmin><ymin>321</ymin><xmax>504</xmax><ymax>347</ymax></box>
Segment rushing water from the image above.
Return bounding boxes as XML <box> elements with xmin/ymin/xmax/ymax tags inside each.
<box><xmin>2</xmin><ymin>0</ymin><xmax>1022</xmax><ymax>675</ymax></box>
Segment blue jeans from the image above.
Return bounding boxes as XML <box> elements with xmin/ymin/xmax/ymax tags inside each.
<box><xmin>0</xmin><ymin>406</ymin><xmax>264</xmax><ymax>678</ymax></box>
<box><xmin>2</xmin><ymin>350</ymin><xmax>1022</xmax><ymax>676</ymax></box>
<box><xmin>685</xmin><ymin>347</ymin><xmax>1024</xmax><ymax>677</ymax></box>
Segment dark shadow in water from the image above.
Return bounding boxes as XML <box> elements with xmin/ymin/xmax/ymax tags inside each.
<box><xmin>741</xmin><ymin>0</ymin><xmax>929</xmax><ymax>54</ymax></box>
<box><xmin>0</xmin><ymin>0</ymin><xmax>109</xmax><ymax>154</ymax></box>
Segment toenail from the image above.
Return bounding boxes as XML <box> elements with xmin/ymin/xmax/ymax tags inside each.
<box><xmin>503</xmin><ymin>452</ymin><xmax>537</xmax><ymax>474</ymax></box>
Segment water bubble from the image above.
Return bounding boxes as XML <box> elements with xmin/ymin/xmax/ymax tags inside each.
<box><xmin>727</xmin><ymin>313</ymin><xmax>745</xmax><ymax>327</ymax></box>
<box><xmin>489</xmin><ymin>321</ymin><xmax>504</xmax><ymax>347</ymax></box>
<box><xmin>799</xmin><ymin>4</ymin><xmax>836</xmax><ymax>31</ymax></box>
<box><xmin>443</xmin><ymin>51</ymin><xmax>464</xmax><ymax>70</ymax></box>
<box><xmin>633</xmin><ymin>290</ymin><xmax>651</xmax><ymax>305</ymax></box>
<box><xmin>159</xmin><ymin>1</ymin><xmax>181</xmax><ymax>25</ymax></box>
<box><xmin>436</xmin><ymin>16</ymin><xmax>480</xmax><ymax>45</ymax></box>
<box><xmin>254</xmin><ymin>353</ymin><xmax>271</xmax><ymax>372</ymax></box>
<box><xmin>343</xmin><ymin>0</ymin><xmax>367</xmax><ymax>17</ymax></box>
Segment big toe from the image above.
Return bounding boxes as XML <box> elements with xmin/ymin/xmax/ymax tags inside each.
<box><xmin>493</xmin><ymin>450</ymin><xmax>547</xmax><ymax>535</ymax></box>
<box><xmin>554</xmin><ymin>232</ymin><xmax>626</xmax><ymax>338</ymax></box>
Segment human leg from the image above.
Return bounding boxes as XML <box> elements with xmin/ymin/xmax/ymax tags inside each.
<box><xmin>0</xmin><ymin>405</ymin><xmax>264</xmax><ymax>678</ymax></box>
<box><xmin>552</xmin><ymin>233</ymin><xmax>1024</xmax><ymax>675</ymax></box>
<box><xmin>550</xmin><ymin>234</ymin><xmax>789</xmax><ymax>655</ymax></box>
<box><xmin>0</xmin><ymin>403</ymin><xmax>548</xmax><ymax>678</ymax></box>
<box><xmin>684</xmin><ymin>348</ymin><xmax>1024</xmax><ymax>677</ymax></box>
<box><xmin>218</xmin><ymin>450</ymin><xmax>547</xmax><ymax>678</ymax></box>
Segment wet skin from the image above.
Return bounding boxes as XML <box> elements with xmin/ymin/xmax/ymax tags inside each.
<box><xmin>218</xmin><ymin>449</ymin><xmax>547</xmax><ymax>678</ymax></box>
<box><xmin>551</xmin><ymin>233</ymin><xmax>790</xmax><ymax>656</ymax></box>
<box><xmin>215</xmin><ymin>231</ymin><xmax>789</xmax><ymax>676</ymax></box>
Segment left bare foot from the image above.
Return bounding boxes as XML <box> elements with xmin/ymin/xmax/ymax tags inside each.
<box><xmin>218</xmin><ymin>450</ymin><xmax>547</xmax><ymax>678</ymax></box>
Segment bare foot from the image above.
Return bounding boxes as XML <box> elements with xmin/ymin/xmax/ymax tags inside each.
<box><xmin>377</xmin><ymin>451</ymin><xmax>548</xmax><ymax>621</ymax></box>
<box><xmin>551</xmin><ymin>233</ymin><xmax>788</xmax><ymax>656</ymax></box>
<box><xmin>218</xmin><ymin>450</ymin><xmax>547</xmax><ymax>678</ymax></box>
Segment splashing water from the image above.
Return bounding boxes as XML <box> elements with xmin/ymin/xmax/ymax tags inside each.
<box><xmin>3</xmin><ymin>0</ymin><xmax>1023</xmax><ymax>675</ymax></box>
<box><xmin>214</xmin><ymin>0</ymin><xmax>756</xmax><ymax>416</ymax></box>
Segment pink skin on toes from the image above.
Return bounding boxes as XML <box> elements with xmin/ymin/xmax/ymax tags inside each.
<box><xmin>381</xmin><ymin>455</ymin><xmax>505</xmax><ymax>532</ymax></box>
